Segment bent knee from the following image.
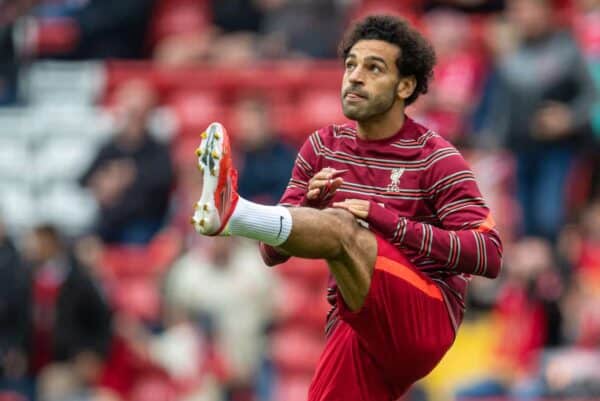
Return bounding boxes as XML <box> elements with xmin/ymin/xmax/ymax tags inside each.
<box><xmin>322</xmin><ymin>208</ymin><xmax>361</xmax><ymax>235</ymax></box>
<box><xmin>322</xmin><ymin>208</ymin><xmax>371</xmax><ymax>257</ymax></box>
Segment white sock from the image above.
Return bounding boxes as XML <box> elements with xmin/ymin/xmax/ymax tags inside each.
<box><xmin>227</xmin><ymin>197</ymin><xmax>293</xmax><ymax>246</ymax></box>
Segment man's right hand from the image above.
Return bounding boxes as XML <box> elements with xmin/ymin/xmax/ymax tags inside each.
<box><xmin>307</xmin><ymin>168</ymin><xmax>347</xmax><ymax>200</ymax></box>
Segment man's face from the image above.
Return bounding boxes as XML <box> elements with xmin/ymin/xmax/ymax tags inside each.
<box><xmin>341</xmin><ymin>39</ymin><xmax>402</xmax><ymax>122</ymax></box>
<box><xmin>507</xmin><ymin>0</ymin><xmax>552</xmax><ymax>40</ymax></box>
<box><xmin>113</xmin><ymin>80</ymin><xmax>156</xmax><ymax>140</ymax></box>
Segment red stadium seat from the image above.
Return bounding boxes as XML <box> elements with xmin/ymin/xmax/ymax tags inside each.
<box><xmin>101</xmin><ymin>229</ymin><xmax>181</xmax><ymax>278</ymax></box>
<box><xmin>165</xmin><ymin>91</ymin><xmax>228</xmax><ymax>139</ymax></box>
<box><xmin>276</xmin><ymin>257</ymin><xmax>330</xmax><ymax>286</ymax></box>
<box><xmin>272</xmin><ymin>327</ymin><xmax>325</xmax><ymax>375</ymax></box>
<box><xmin>148</xmin><ymin>0</ymin><xmax>210</xmax><ymax>47</ymax></box>
<box><xmin>113</xmin><ymin>278</ymin><xmax>161</xmax><ymax>322</ymax></box>
<box><xmin>349</xmin><ymin>0</ymin><xmax>421</xmax><ymax>28</ymax></box>
<box><xmin>270</xmin><ymin>101</ymin><xmax>307</xmax><ymax>144</ymax></box>
<box><xmin>296</xmin><ymin>90</ymin><xmax>348</xmax><ymax>136</ymax></box>
<box><xmin>129</xmin><ymin>376</ymin><xmax>177</xmax><ymax>401</ymax></box>
<box><xmin>273</xmin><ymin>376</ymin><xmax>315</xmax><ymax>401</ymax></box>
<box><xmin>0</xmin><ymin>392</ymin><xmax>27</xmax><ymax>401</ymax></box>
<box><xmin>273</xmin><ymin>278</ymin><xmax>330</xmax><ymax>330</ymax></box>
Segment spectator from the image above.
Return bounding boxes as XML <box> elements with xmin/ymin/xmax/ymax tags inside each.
<box><xmin>559</xmin><ymin>201</ymin><xmax>600</xmax><ymax>346</ymax></box>
<box><xmin>234</xmin><ymin>95</ymin><xmax>295</xmax><ymax>204</ymax></box>
<box><xmin>0</xmin><ymin>26</ymin><xmax>17</xmax><ymax>105</ymax></box>
<box><xmin>150</xmin><ymin>0</ymin><xmax>214</xmax><ymax>66</ymax></box>
<box><xmin>165</xmin><ymin>237</ymin><xmax>276</xmax><ymax>398</ymax></box>
<box><xmin>0</xmin><ymin>222</ymin><xmax>31</xmax><ymax>398</ymax></box>
<box><xmin>17</xmin><ymin>0</ymin><xmax>156</xmax><ymax>60</ymax></box>
<box><xmin>211</xmin><ymin>0</ymin><xmax>264</xmax><ymax>34</ymax></box>
<box><xmin>480</xmin><ymin>0</ymin><xmax>597</xmax><ymax>240</ymax></box>
<box><xmin>457</xmin><ymin>237</ymin><xmax>564</xmax><ymax>400</ymax></box>
<box><xmin>412</xmin><ymin>9</ymin><xmax>487</xmax><ymax>140</ymax></box>
<box><xmin>81</xmin><ymin>79</ymin><xmax>174</xmax><ymax>244</ymax></box>
<box><xmin>147</xmin><ymin>304</ymin><xmax>226</xmax><ymax>400</ymax></box>
<box><xmin>22</xmin><ymin>225</ymin><xmax>112</xmax><ymax>376</ymax></box>
<box><xmin>260</xmin><ymin>0</ymin><xmax>347</xmax><ymax>58</ymax></box>
<box><xmin>423</xmin><ymin>0</ymin><xmax>504</xmax><ymax>13</ymax></box>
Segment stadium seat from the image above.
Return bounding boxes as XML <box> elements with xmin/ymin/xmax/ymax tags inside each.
<box><xmin>34</xmin><ymin>138</ymin><xmax>98</xmax><ymax>182</ymax></box>
<box><xmin>0</xmin><ymin>392</ymin><xmax>27</xmax><ymax>401</ymax></box>
<box><xmin>31</xmin><ymin>105</ymin><xmax>113</xmax><ymax>141</ymax></box>
<box><xmin>296</xmin><ymin>90</ymin><xmax>348</xmax><ymax>136</ymax></box>
<box><xmin>0</xmin><ymin>142</ymin><xmax>30</xmax><ymax>183</ymax></box>
<box><xmin>22</xmin><ymin>61</ymin><xmax>105</xmax><ymax>105</ymax></box>
<box><xmin>269</xmin><ymin>101</ymin><xmax>310</xmax><ymax>144</ymax></box>
<box><xmin>274</xmin><ymin>280</ymin><xmax>329</xmax><ymax>330</ymax></box>
<box><xmin>113</xmin><ymin>278</ymin><xmax>161</xmax><ymax>322</ymax></box>
<box><xmin>0</xmin><ymin>186</ymin><xmax>37</xmax><ymax>235</ymax></box>
<box><xmin>148</xmin><ymin>0</ymin><xmax>210</xmax><ymax>47</ymax></box>
<box><xmin>165</xmin><ymin>91</ymin><xmax>229</xmax><ymax>139</ymax></box>
<box><xmin>129</xmin><ymin>376</ymin><xmax>177</xmax><ymax>401</ymax></box>
<box><xmin>276</xmin><ymin>257</ymin><xmax>330</xmax><ymax>286</ymax></box>
<box><xmin>0</xmin><ymin>108</ymin><xmax>37</xmax><ymax>142</ymax></box>
<box><xmin>102</xmin><ymin>229</ymin><xmax>181</xmax><ymax>278</ymax></box>
<box><xmin>271</xmin><ymin>327</ymin><xmax>324</xmax><ymax>375</ymax></box>
<box><xmin>37</xmin><ymin>183</ymin><xmax>98</xmax><ymax>236</ymax></box>
<box><xmin>349</xmin><ymin>1</ymin><xmax>421</xmax><ymax>27</ymax></box>
<box><xmin>273</xmin><ymin>376</ymin><xmax>314</xmax><ymax>401</ymax></box>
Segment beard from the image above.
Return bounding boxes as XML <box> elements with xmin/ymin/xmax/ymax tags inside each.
<box><xmin>341</xmin><ymin>81</ymin><xmax>399</xmax><ymax>122</ymax></box>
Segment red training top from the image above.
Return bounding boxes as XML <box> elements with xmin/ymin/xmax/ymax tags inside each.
<box><xmin>261</xmin><ymin>116</ymin><xmax>503</xmax><ymax>331</ymax></box>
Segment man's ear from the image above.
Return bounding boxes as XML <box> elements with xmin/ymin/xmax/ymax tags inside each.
<box><xmin>397</xmin><ymin>75</ymin><xmax>417</xmax><ymax>101</ymax></box>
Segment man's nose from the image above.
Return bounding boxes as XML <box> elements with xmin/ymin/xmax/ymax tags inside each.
<box><xmin>348</xmin><ymin>66</ymin><xmax>365</xmax><ymax>84</ymax></box>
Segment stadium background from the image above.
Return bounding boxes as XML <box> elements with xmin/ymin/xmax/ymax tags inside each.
<box><xmin>0</xmin><ymin>0</ymin><xmax>599</xmax><ymax>400</ymax></box>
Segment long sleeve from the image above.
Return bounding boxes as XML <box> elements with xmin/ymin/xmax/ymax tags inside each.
<box><xmin>259</xmin><ymin>131</ymin><xmax>323</xmax><ymax>266</ymax></box>
<box><xmin>566</xmin><ymin>42</ymin><xmax>596</xmax><ymax>131</ymax></box>
<box><xmin>367</xmin><ymin>152</ymin><xmax>503</xmax><ymax>278</ymax></box>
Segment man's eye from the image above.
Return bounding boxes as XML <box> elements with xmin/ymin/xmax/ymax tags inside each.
<box><xmin>346</xmin><ymin>63</ymin><xmax>356</xmax><ymax>70</ymax></box>
<box><xmin>370</xmin><ymin>65</ymin><xmax>381</xmax><ymax>73</ymax></box>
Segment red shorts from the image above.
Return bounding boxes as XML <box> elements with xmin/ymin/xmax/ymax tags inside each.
<box><xmin>308</xmin><ymin>236</ymin><xmax>455</xmax><ymax>401</ymax></box>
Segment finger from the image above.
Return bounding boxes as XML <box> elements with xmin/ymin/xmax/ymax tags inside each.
<box><xmin>308</xmin><ymin>178</ymin><xmax>330</xmax><ymax>191</ymax></box>
<box><xmin>333</xmin><ymin>204</ymin><xmax>365</xmax><ymax>219</ymax></box>
<box><xmin>334</xmin><ymin>201</ymin><xmax>368</xmax><ymax>217</ymax></box>
<box><xmin>314</xmin><ymin>168</ymin><xmax>336</xmax><ymax>179</ymax></box>
<box><xmin>307</xmin><ymin>188</ymin><xmax>321</xmax><ymax>199</ymax></box>
<box><xmin>332</xmin><ymin>203</ymin><xmax>352</xmax><ymax>212</ymax></box>
<box><xmin>347</xmin><ymin>205</ymin><xmax>368</xmax><ymax>219</ymax></box>
<box><xmin>336</xmin><ymin>199</ymin><xmax>360</xmax><ymax>207</ymax></box>
<box><xmin>329</xmin><ymin>177</ymin><xmax>344</xmax><ymax>192</ymax></box>
<box><xmin>344</xmin><ymin>199</ymin><xmax>368</xmax><ymax>207</ymax></box>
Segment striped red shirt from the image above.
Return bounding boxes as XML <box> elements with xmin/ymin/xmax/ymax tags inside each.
<box><xmin>261</xmin><ymin>116</ymin><xmax>503</xmax><ymax>330</ymax></box>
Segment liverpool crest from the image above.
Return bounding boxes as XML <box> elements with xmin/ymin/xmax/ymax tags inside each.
<box><xmin>387</xmin><ymin>168</ymin><xmax>404</xmax><ymax>192</ymax></box>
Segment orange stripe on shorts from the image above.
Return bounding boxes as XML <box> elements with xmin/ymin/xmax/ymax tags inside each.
<box><xmin>375</xmin><ymin>256</ymin><xmax>443</xmax><ymax>301</ymax></box>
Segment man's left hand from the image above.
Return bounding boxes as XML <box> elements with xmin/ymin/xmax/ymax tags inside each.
<box><xmin>333</xmin><ymin>199</ymin><xmax>370</xmax><ymax>219</ymax></box>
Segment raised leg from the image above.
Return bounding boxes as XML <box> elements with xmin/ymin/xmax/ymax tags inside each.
<box><xmin>191</xmin><ymin>123</ymin><xmax>377</xmax><ymax>311</ymax></box>
<box><xmin>280</xmin><ymin>207</ymin><xmax>377</xmax><ymax>311</ymax></box>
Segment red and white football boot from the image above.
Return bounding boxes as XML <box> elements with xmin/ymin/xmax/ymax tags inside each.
<box><xmin>192</xmin><ymin>122</ymin><xmax>239</xmax><ymax>236</ymax></box>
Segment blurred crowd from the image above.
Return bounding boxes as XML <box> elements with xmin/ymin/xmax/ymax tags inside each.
<box><xmin>0</xmin><ymin>0</ymin><xmax>599</xmax><ymax>401</ymax></box>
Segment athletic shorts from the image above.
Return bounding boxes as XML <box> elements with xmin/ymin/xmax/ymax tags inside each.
<box><xmin>308</xmin><ymin>236</ymin><xmax>455</xmax><ymax>401</ymax></box>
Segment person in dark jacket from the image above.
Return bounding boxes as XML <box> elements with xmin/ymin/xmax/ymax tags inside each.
<box><xmin>234</xmin><ymin>95</ymin><xmax>295</xmax><ymax>205</ymax></box>
<box><xmin>481</xmin><ymin>0</ymin><xmax>597</xmax><ymax>240</ymax></box>
<box><xmin>81</xmin><ymin>79</ymin><xmax>174</xmax><ymax>244</ymax></box>
<box><xmin>22</xmin><ymin>225</ymin><xmax>112</xmax><ymax>375</ymax></box>
<box><xmin>0</xmin><ymin>221</ymin><xmax>30</xmax><ymax>392</ymax></box>
<box><xmin>16</xmin><ymin>0</ymin><xmax>155</xmax><ymax>60</ymax></box>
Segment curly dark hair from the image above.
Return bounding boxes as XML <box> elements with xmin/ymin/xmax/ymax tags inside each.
<box><xmin>338</xmin><ymin>15</ymin><xmax>436</xmax><ymax>106</ymax></box>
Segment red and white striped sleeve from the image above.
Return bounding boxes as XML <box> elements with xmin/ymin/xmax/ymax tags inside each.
<box><xmin>368</xmin><ymin>151</ymin><xmax>503</xmax><ymax>278</ymax></box>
